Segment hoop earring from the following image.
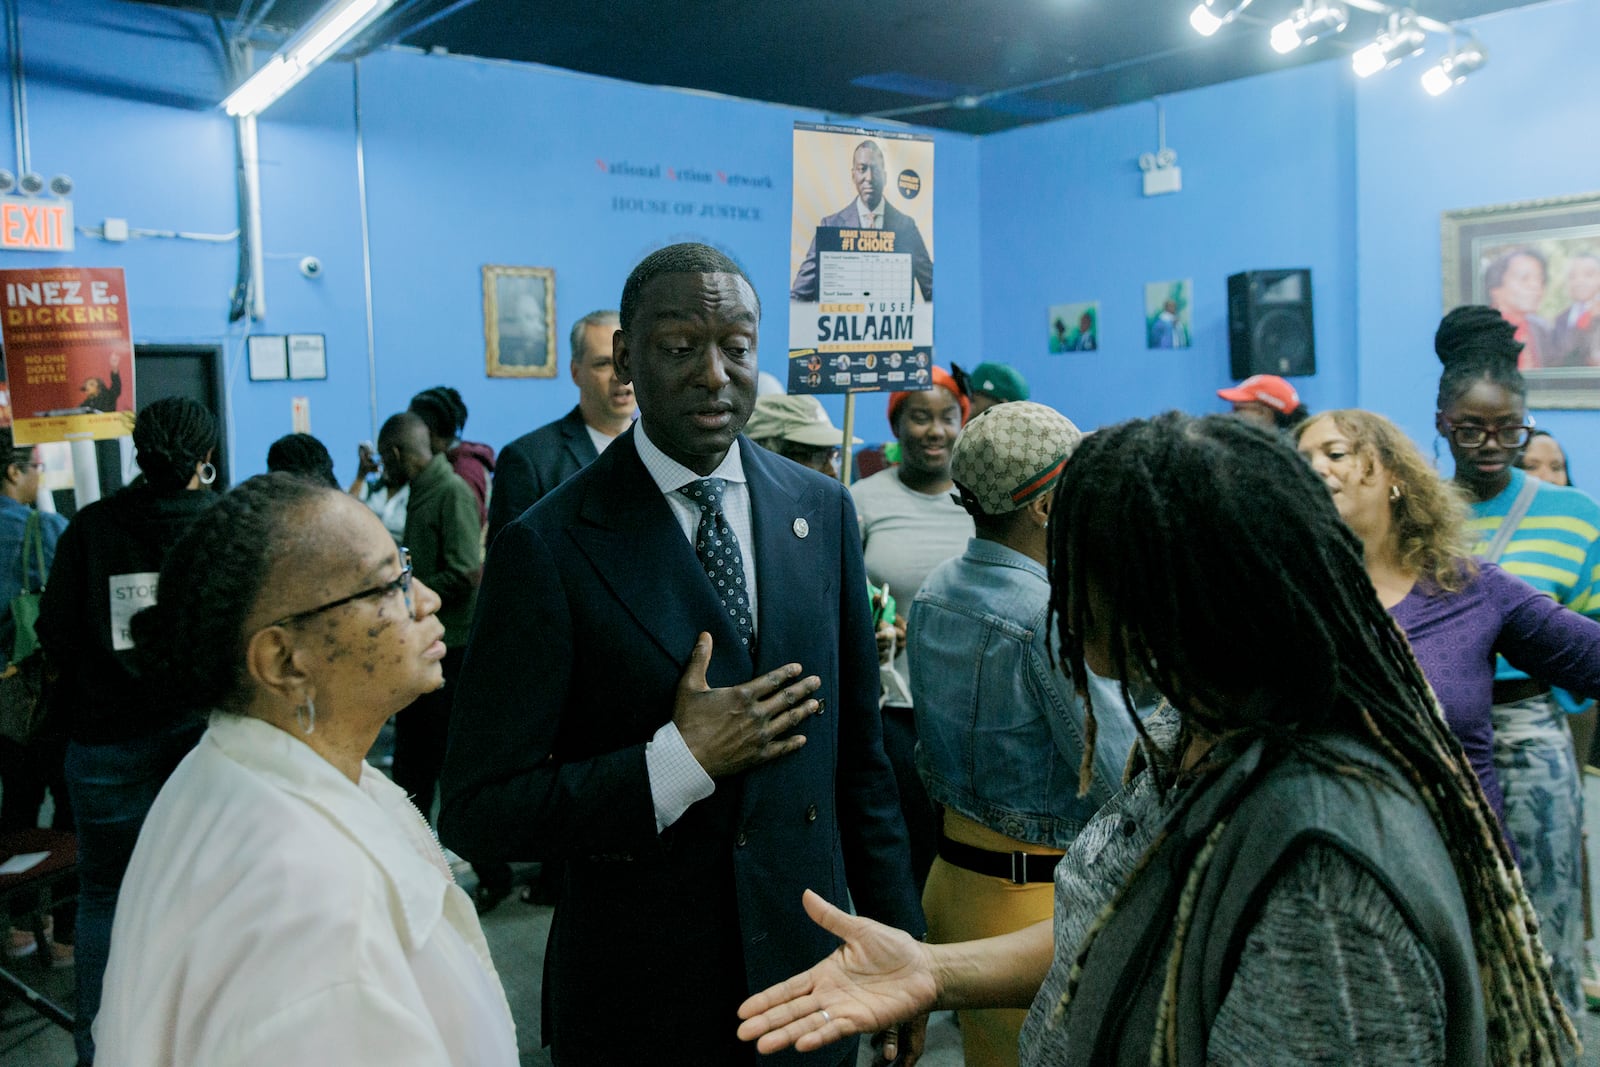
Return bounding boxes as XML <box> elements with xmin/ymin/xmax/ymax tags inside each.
<box><xmin>294</xmin><ymin>695</ymin><xmax>316</xmax><ymax>735</ymax></box>
<box><xmin>199</xmin><ymin>462</ymin><xmax>217</xmax><ymax>486</ymax></box>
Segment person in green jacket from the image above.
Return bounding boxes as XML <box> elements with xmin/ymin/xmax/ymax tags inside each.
<box><xmin>376</xmin><ymin>415</ymin><xmax>491</xmax><ymax>863</ymax></box>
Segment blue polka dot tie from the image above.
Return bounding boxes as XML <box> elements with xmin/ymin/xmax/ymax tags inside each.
<box><xmin>677</xmin><ymin>478</ymin><xmax>753</xmax><ymax>648</ymax></box>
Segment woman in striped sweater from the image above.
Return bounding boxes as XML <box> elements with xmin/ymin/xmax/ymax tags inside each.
<box><xmin>1435</xmin><ymin>305</ymin><xmax>1600</xmax><ymax>1019</ymax></box>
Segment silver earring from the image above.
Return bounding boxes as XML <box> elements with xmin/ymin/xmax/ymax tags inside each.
<box><xmin>1390</xmin><ymin>484</ymin><xmax>1403</xmax><ymax>502</ymax></box>
<box><xmin>199</xmin><ymin>462</ymin><xmax>217</xmax><ymax>486</ymax></box>
<box><xmin>294</xmin><ymin>696</ymin><xmax>316</xmax><ymax>735</ymax></box>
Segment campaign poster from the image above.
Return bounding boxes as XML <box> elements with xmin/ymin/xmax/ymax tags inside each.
<box><xmin>788</xmin><ymin>122</ymin><xmax>933</xmax><ymax>395</ymax></box>
<box><xmin>0</xmin><ymin>267</ymin><xmax>135</xmax><ymax>445</ymax></box>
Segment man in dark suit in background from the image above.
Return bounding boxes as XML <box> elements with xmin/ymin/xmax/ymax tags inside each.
<box><xmin>486</xmin><ymin>309</ymin><xmax>635</xmax><ymax>546</ymax></box>
<box><xmin>440</xmin><ymin>243</ymin><xmax>925</xmax><ymax>1066</ymax></box>
<box><xmin>790</xmin><ymin>139</ymin><xmax>933</xmax><ymax>303</ymax></box>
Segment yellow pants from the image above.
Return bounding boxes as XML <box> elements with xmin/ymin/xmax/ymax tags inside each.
<box><xmin>921</xmin><ymin>811</ymin><xmax>1061</xmax><ymax>1067</ymax></box>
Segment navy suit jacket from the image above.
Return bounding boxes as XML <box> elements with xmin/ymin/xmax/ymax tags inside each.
<box><xmin>439</xmin><ymin>427</ymin><xmax>923</xmax><ymax>1066</ymax></box>
<box><xmin>486</xmin><ymin>405</ymin><xmax>599</xmax><ymax>548</ymax></box>
<box><xmin>789</xmin><ymin>200</ymin><xmax>933</xmax><ymax>303</ymax></box>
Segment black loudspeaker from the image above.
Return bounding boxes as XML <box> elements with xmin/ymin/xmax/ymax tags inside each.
<box><xmin>1227</xmin><ymin>269</ymin><xmax>1315</xmax><ymax>379</ymax></box>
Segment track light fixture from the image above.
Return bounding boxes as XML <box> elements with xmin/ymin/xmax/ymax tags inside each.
<box><xmin>1420</xmin><ymin>38</ymin><xmax>1486</xmax><ymax>95</ymax></box>
<box><xmin>1189</xmin><ymin>0</ymin><xmax>1254</xmax><ymax>38</ymax></box>
<box><xmin>1270</xmin><ymin>3</ymin><xmax>1350</xmax><ymax>53</ymax></box>
<box><xmin>1351</xmin><ymin>11</ymin><xmax>1426</xmax><ymax>78</ymax></box>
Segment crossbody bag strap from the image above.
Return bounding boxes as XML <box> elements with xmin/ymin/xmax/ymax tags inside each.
<box><xmin>1481</xmin><ymin>475</ymin><xmax>1541</xmax><ymax>564</ymax></box>
<box><xmin>19</xmin><ymin>510</ymin><xmax>43</xmax><ymax>593</ymax></box>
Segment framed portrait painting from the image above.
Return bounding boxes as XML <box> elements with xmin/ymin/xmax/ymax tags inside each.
<box><xmin>484</xmin><ymin>265</ymin><xmax>557</xmax><ymax>378</ymax></box>
<box><xmin>1442</xmin><ymin>192</ymin><xmax>1600</xmax><ymax>408</ymax></box>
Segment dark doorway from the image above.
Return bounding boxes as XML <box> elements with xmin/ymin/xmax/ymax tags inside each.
<box><xmin>98</xmin><ymin>344</ymin><xmax>230</xmax><ymax>494</ymax></box>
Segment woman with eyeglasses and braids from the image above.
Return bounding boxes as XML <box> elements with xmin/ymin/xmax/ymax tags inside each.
<box><xmin>35</xmin><ymin>396</ymin><xmax>219</xmax><ymax>1064</ymax></box>
<box><xmin>1434</xmin><ymin>305</ymin><xmax>1600</xmax><ymax>1020</ymax></box>
<box><xmin>739</xmin><ymin>412</ymin><xmax>1573</xmax><ymax>1066</ymax></box>
<box><xmin>93</xmin><ymin>474</ymin><xmax>517</xmax><ymax>1065</ymax></box>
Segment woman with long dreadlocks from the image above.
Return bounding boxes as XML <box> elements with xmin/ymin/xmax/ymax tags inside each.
<box><xmin>737</xmin><ymin>412</ymin><xmax>1573</xmax><ymax>1065</ymax></box>
<box><xmin>1436</xmin><ymin>305</ymin><xmax>1600</xmax><ymax>1018</ymax></box>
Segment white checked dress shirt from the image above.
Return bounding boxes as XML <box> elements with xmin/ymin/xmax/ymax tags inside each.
<box><xmin>634</xmin><ymin>423</ymin><xmax>758</xmax><ymax>831</ymax></box>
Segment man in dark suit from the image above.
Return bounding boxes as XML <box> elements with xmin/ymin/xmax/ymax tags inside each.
<box><xmin>440</xmin><ymin>243</ymin><xmax>925</xmax><ymax>1066</ymax></box>
<box><xmin>486</xmin><ymin>309</ymin><xmax>635</xmax><ymax>546</ymax></box>
<box><xmin>1550</xmin><ymin>252</ymin><xmax>1600</xmax><ymax>368</ymax></box>
<box><xmin>790</xmin><ymin>140</ymin><xmax>933</xmax><ymax>303</ymax></box>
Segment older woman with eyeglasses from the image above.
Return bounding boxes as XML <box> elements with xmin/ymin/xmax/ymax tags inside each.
<box><xmin>1435</xmin><ymin>306</ymin><xmax>1600</xmax><ymax>1018</ymax></box>
<box><xmin>92</xmin><ymin>474</ymin><xmax>517</xmax><ymax>1066</ymax></box>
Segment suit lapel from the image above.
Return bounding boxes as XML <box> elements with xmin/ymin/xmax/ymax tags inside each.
<box><xmin>562</xmin><ymin>406</ymin><xmax>600</xmax><ymax>466</ymax></box>
<box><xmin>569</xmin><ymin>430</ymin><xmax>749</xmax><ymax>684</ymax></box>
<box><xmin>745</xmin><ymin>444</ymin><xmax>827</xmax><ymax>675</ymax></box>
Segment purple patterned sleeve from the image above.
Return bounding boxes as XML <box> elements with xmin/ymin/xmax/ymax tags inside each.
<box><xmin>1487</xmin><ymin>562</ymin><xmax>1600</xmax><ymax>700</ymax></box>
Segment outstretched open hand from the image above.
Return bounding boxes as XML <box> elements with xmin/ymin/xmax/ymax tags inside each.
<box><xmin>737</xmin><ymin>890</ymin><xmax>938</xmax><ymax>1058</ymax></box>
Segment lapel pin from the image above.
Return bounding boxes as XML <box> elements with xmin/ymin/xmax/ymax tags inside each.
<box><xmin>792</xmin><ymin>518</ymin><xmax>809</xmax><ymax>539</ymax></box>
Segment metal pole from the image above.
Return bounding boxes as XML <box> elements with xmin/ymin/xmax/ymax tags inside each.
<box><xmin>840</xmin><ymin>393</ymin><xmax>857</xmax><ymax>488</ymax></box>
<box><xmin>5</xmin><ymin>0</ymin><xmax>29</xmax><ymax>176</ymax></box>
<box><xmin>354</xmin><ymin>60</ymin><xmax>378</xmax><ymax>442</ymax></box>
<box><xmin>237</xmin><ymin>111</ymin><xmax>266</xmax><ymax>321</ymax></box>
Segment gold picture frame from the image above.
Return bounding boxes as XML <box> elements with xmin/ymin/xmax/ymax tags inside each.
<box><xmin>483</xmin><ymin>264</ymin><xmax>556</xmax><ymax>378</ymax></box>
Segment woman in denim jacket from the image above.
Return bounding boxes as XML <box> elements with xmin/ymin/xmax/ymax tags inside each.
<box><xmin>907</xmin><ymin>402</ymin><xmax>1138</xmax><ymax>1067</ymax></box>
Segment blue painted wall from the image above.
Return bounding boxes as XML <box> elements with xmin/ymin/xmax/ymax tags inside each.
<box><xmin>975</xmin><ymin>59</ymin><xmax>1359</xmax><ymax>432</ymax></box>
<box><xmin>1355</xmin><ymin>0</ymin><xmax>1600</xmax><ymax>472</ymax></box>
<box><xmin>5</xmin><ymin>0</ymin><xmax>1596</xmax><ymax>485</ymax></box>
<box><xmin>0</xmin><ymin>0</ymin><xmax>982</xmax><ymax>482</ymax></box>
<box><xmin>355</xmin><ymin>50</ymin><xmax>982</xmax><ymax>454</ymax></box>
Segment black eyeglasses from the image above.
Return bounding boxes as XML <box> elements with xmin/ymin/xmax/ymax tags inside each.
<box><xmin>1440</xmin><ymin>417</ymin><xmax>1535</xmax><ymax>449</ymax></box>
<box><xmin>264</xmin><ymin>547</ymin><xmax>412</xmax><ymax>629</ymax></box>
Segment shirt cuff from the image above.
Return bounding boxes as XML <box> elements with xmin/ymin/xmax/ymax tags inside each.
<box><xmin>645</xmin><ymin>722</ymin><xmax>715</xmax><ymax>833</ymax></box>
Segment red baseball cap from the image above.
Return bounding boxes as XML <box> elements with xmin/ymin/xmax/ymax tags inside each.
<box><xmin>1217</xmin><ymin>374</ymin><xmax>1300</xmax><ymax>413</ymax></box>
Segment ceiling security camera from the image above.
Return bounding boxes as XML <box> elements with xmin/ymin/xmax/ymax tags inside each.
<box><xmin>299</xmin><ymin>256</ymin><xmax>323</xmax><ymax>279</ymax></box>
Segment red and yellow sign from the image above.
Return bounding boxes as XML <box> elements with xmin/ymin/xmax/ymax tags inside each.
<box><xmin>0</xmin><ymin>267</ymin><xmax>134</xmax><ymax>445</ymax></box>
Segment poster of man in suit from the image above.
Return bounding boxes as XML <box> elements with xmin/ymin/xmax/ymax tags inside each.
<box><xmin>788</xmin><ymin>123</ymin><xmax>933</xmax><ymax>396</ymax></box>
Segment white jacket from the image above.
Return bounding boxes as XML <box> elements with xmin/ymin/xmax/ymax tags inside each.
<box><xmin>95</xmin><ymin>713</ymin><xmax>518</xmax><ymax>1066</ymax></box>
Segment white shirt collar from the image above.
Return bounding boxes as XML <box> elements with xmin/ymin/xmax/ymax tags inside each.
<box><xmin>856</xmin><ymin>197</ymin><xmax>885</xmax><ymax>227</ymax></box>
<box><xmin>634</xmin><ymin>421</ymin><xmax>747</xmax><ymax>493</ymax></box>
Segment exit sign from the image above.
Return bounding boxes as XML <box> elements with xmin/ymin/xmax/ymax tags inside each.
<box><xmin>0</xmin><ymin>198</ymin><xmax>73</xmax><ymax>252</ymax></box>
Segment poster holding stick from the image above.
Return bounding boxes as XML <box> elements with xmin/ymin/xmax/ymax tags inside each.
<box><xmin>0</xmin><ymin>267</ymin><xmax>135</xmax><ymax>445</ymax></box>
<box><xmin>788</xmin><ymin>121</ymin><xmax>934</xmax><ymax>397</ymax></box>
<box><xmin>840</xmin><ymin>393</ymin><xmax>858</xmax><ymax>487</ymax></box>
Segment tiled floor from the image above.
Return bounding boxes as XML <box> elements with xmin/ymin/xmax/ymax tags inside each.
<box><xmin>9</xmin><ymin>776</ymin><xmax>1600</xmax><ymax>1066</ymax></box>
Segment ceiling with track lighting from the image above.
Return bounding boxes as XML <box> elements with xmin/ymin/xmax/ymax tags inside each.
<box><xmin>131</xmin><ymin>0</ymin><xmax>1548</xmax><ymax>133</ymax></box>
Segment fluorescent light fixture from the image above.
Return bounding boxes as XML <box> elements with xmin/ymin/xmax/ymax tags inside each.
<box><xmin>1190</xmin><ymin>0</ymin><xmax>1252</xmax><ymax>37</ymax></box>
<box><xmin>1271</xmin><ymin>3</ymin><xmax>1349</xmax><ymax>53</ymax></box>
<box><xmin>222</xmin><ymin>0</ymin><xmax>395</xmax><ymax>117</ymax></box>
<box><xmin>1421</xmin><ymin>40</ymin><xmax>1486</xmax><ymax>95</ymax></box>
<box><xmin>1351</xmin><ymin>14</ymin><xmax>1425</xmax><ymax>78</ymax></box>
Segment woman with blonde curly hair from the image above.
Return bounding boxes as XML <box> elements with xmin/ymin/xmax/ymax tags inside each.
<box><xmin>1296</xmin><ymin>408</ymin><xmax>1600</xmax><ymax>829</ymax></box>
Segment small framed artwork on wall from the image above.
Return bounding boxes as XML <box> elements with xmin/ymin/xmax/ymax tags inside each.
<box><xmin>484</xmin><ymin>264</ymin><xmax>557</xmax><ymax>378</ymax></box>
<box><xmin>1144</xmin><ymin>279</ymin><xmax>1193</xmax><ymax>349</ymax></box>
<box><xmin>1442</xmin><ymin>192</ymin><xmax>1600</xmax><ymax>408</ymax></box>
<box><xmin>1048</xmin><ymin>301</ymin><xmax>1099</xmax><ymax>352</ymax></box>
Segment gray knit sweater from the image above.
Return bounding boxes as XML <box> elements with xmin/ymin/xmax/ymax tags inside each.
<box><xmin>1018</xmin><ymin>710</ymin><xmax>1446</xmax><ymax>1066</ymax></box>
